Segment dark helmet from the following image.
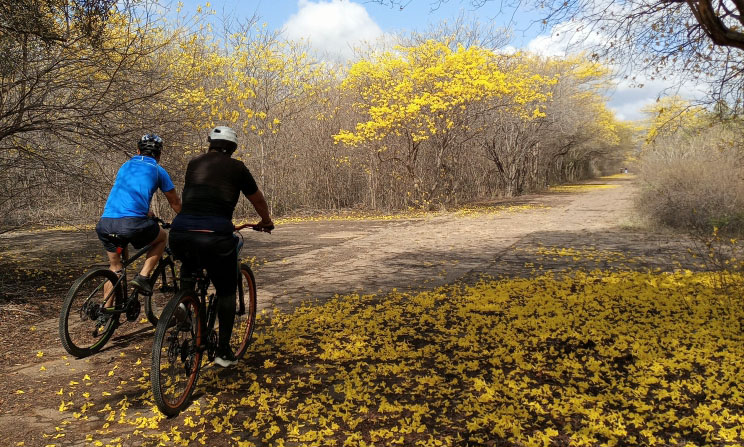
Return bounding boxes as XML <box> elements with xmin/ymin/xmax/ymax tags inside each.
<box><xmin>138</xmin><ymin>134</ymin><xmax>163</xmax><ymax>157</ymax></box>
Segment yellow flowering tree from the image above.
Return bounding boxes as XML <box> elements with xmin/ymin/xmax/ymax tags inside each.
<box><xmin>226</xmin><ymin>29</ymin><xmax>329</xmax><ymax>211</ymax></box>
<box><xmin>506</xmin><ymin>54</ymin><xmax>630</xmax><ymax>189</ymax></box>
<box><xmin>162</xmin><ymin>19</ymin><xmax>328</xmax><ymax>214</ymax></box>
<box><xmin>334</xmin><ymin>40</ymin><xmax>553</xmax><ymax>208</ymax></box>
<box><xmin>643</xmin><ymin>96</ymin><xmax>709</xmax><ymax>145</ymax></box>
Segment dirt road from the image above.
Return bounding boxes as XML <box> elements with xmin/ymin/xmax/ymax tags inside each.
<box><xmin>251</xmin><ymin>175</ymin><xmax>687</xmax><ymax>312</ymax></box>
<box><xmin>0</xmin><ymin>175</ymin><xmax>693</xmax><ymax>446</ymax></box>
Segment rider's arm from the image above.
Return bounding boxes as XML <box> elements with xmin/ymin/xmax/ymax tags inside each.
<box><xmin>164</xmin><ymin>189</ymin><xmax>182</xmax><ymax>214</ymax></box>
<box><xmin>246</xmin><ymin>189</ymin><xmax>273</xmax><ymax>228</ymax></box>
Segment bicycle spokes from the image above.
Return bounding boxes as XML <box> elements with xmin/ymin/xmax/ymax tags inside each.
<box><xmin>92</xmin><ymin>313</ymin><xmax>112</xmax><ymax>337</ymax></box>
<box><xmin>230</xmin><ymin>265</ymin><xmax>257</xmax><ymax>359</ymax></box>
<box><xmin>59</xmin><ymin>269</ymin><xmax>121</xmax><ymax>358</ymax></box>
<box><xmin>80</xmin><ymin>281</ymin><xmax>116</xmax><ymax>320</ymax></box>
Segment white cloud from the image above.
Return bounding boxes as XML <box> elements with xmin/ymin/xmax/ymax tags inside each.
<box><xmin>525</xmin><ymin>21</ymin><xmax>705</xmax><ymax>122</ymax></box>
<box><xmin>500</xmin><ymin>45</ymin><xmax>518</xmax><ymax>55</ymax></box>
<box><xmin>526</xmin><ymin>20</ymin><xmax>614</xmax><ymax>58</ymax></box>
<box><xmin>283</xmin><ymin>0</ymin><xmax>384</xmax><ymax>60</ymax></box>
<box><xmin>609</xmin><ymin>77</ymin><xmax>679</xmax><ymax>121</ymax></box>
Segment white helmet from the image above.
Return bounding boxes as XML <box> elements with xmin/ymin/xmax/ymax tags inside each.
<box><xmin>207</xmin><ymin>126</ymin><xmax>238</xmax><ymax>154</ymax></box>
<box><xmin>208</xmin><ymin>126</ymin><xmax>238</xmax><ymax>145</ymax></box>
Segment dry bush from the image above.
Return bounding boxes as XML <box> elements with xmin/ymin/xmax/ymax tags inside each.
<box><xmin>638</xmin><ymin>121</ymin><xmax>744</xmax><ymax>297</ymax></box>
<box><xmin>637</xmin><ymin>126</ymin><xmax>744</xmax><ymax>236</ymax></box>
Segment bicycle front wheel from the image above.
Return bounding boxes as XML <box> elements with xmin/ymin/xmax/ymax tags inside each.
<box><xmin>151</xmin><ymin>290</ymin><xmax>203</xmax><ymax>416</ymax></box>
<box><xmin>231</xmin><ymin>264</ymin><xmax>258</xmax><ymax>359</ymax></box>
<box><xmin>145</xmin><ymin>258</ymin><xmax>179</xmax><ymax>327</ymax></box>
<box><xmin>59</xmin><ymin>268</ymin><xmax>121</xmax><ymax>358</ymax></box>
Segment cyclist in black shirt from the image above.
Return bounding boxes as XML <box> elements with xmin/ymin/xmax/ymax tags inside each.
<box><xmin>169</xmin><ymin>126</ymin><xmax>274</xmax><ymax>367</ymax></box>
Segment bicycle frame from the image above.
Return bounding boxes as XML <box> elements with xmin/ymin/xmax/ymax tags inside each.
<box><xmin>96</xmin><ymin>220</ymin><xmax>174</xmax><ymax>317</ymax></box>
<box><xmin>92</xmin><ymin>243</ymin><xmax>153</xmax><ymax>316</ymax></box>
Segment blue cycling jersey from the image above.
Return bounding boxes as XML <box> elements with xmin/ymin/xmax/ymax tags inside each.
<box><xmin>101</xmin><ymin>155</ymin><xmax>175</xmax><ymax>218</ymax></box>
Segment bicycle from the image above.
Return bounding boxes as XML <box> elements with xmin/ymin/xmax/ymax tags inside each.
<box><xmin>150</xmin><ymin>223</ymin><xmax>269</xmax><ymax>416</ymax></box>
<box><xmin>58</xmin><ymin>217</ymin><xmax>179</xmax><ymax>358</ymax></box>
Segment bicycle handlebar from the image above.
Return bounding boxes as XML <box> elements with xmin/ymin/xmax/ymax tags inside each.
<box><xmin>149</xmin><ymin>215</ymin><xmax>270</xmax><ymax>233</ymax></box>
<box><xmin>235</xmin><ymin>223</ymin><xmax>273</xmax><ymax>233</ymax></box>
<box><xmin>151</xmin><ymin>216</ymin><xmax>171</xmax><ymax>229</ymax></box>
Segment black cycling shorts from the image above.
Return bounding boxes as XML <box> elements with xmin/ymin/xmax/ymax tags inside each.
<box><xmin>96</xmin><ymin>217</ymin><xmax>160</xmax><ymax>253</ymax></box>
<box><xmin>168</xmin><ymin>230</ymin><xmax>239</xmax><ymax>296</ymax></box>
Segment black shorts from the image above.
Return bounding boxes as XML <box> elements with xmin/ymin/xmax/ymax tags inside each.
<box><xmin>96</xmin><ymin>217</ymin><xmax>160</xmax><ymax>253</ymax></box>
<box><xmin>168</xmin><ymin>231</ymin><xmax>239</xmax><ymax>296</ymax></box>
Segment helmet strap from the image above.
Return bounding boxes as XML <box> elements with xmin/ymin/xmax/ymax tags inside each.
<box><xmin>208</xmin><ymin>140</ymin><xmax>237</xmax><ymax>155</ymax></box>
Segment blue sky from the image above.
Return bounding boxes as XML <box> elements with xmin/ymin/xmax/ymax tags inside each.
<box><xmin>204</xmin><ymin>1</ymin><xmax>544</xmax><ymax>43</ymax></box>
<box><xmin>177</xmin><ymin>0</ymin><xmax>689</xmax><ymax>121</ymax></box>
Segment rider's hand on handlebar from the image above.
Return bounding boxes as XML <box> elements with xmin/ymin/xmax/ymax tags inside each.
<box><xmin>148</xmin><ymin>215</ymin><xmax>171</xmax><ymax>229</ymax></box>
<box><xmin>255</xmin><ymin>219</ymin><xmax>274</xmax><ymax>233</ymax></box>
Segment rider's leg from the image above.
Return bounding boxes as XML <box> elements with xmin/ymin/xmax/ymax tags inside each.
<box><xmin>217</xmin><ymin>293</ymin><xmax>236</xmax><ymax>348</ymax></box>
<box><xmin>140</xmin><ymin>228</ymin><xmax>167</xmax><ymax>278</ymax></box>
<box><xmin>104</xmin><ymin>251</ymin><xmax>123</xmax><ymax>308</ymax></box>
<box><xmin>107</xmin><ymin>251</ymin><xmax>123</xmax><ymax>273</ymax></box>
<box><xmin>210</xmin><ymin>236</ymin><xmax>239</xmax><ymax>360</ymax></box>
<box><xmin>168</xmin><ymin>230</ymin><xmax>197</xmax><ymax>292</ymax></box>
<box><xmin>96</xmin><ymin>218</ymin><xmax>123</xmax><ymax>308</ymax></box>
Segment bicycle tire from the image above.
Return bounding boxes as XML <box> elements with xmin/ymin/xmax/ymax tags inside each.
<box><xmin>59</xmin><ymin>268</ymin><xmax>121</xmax><ymax>358</ymax></box>
<box><xmin>231</xmin><ymin>264</ymin><xmax>258</xmax><ymax>359</ymax></box>
<box><xmin>145</xmin><ymin>258</ymin><xmax>179</xmax><ymax>327</ymax></box>
<box><xmin>151</xmin><ymin>290</ymin><xmax>203</xmax><ymax>416</ymax></box>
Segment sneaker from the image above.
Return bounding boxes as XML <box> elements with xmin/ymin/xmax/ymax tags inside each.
<box><xmin>130</xmin><ymin>274</ymin><xmax>152</xmax><ymax>295</ymax></box>
<box><xmin>214</xmin><ymin>348</ymin><xmax>238</xmax><ymax>368</ymax></box>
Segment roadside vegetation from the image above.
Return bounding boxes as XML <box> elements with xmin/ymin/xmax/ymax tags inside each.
<box><xmin>635</xmin><ymin>97</ymin><xmax>744</xmax><ymax>292</ymax></box>
<box><xmin>0</xmin><ymin>2</ymin><xmax>631</xmax><ymax>232</ymax></box>
<box><xmin>636</xmin><ymin>97</ymin><xmax>744</xmax><ymax>237</ymax></box>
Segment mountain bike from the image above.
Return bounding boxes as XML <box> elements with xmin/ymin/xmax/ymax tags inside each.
<box><xmin>59</xmin><ymin>217</ymin><xmax>179</xmax><ymax>358</ymax></box>
<box><xmin>151</xmin><ymin>223</ymin><xmax>269</xmax><ymax>416</ymax></box>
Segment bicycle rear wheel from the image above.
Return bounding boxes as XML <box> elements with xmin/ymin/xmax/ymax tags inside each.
<box><xmin>59</xmin><ymin>268</ymin><xmax>121</xmax><ymax>358</ymax></box>
<box><xmin>151</xmin><ymin>290</ymin><xmax>203</xmax><ymax>416</ymax></box>
<box><xmin>145</xmin><ymin>258</ymin><xmax>179</xmax><ymax>327</ymax></box>
<box><xmin>230</xmin><ymin>264</ymin><xmax>258</xmax><ymax>359</ymax></box>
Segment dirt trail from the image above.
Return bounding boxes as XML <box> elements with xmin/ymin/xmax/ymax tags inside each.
<box><xmin>252</xmin><ymin>175</ymin><xmax>686</xmax><ymax>311</ymax></box>
<box><xmin>0</xmin><ymin>175</ymin><xmax>693</xmax><ymax>446</ymax></box>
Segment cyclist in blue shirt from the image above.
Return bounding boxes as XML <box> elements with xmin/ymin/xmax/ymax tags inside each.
<box><xmin>96</xmin><ymin>134</ymin><xmax>182</xmax><ymax>296</ymax></box>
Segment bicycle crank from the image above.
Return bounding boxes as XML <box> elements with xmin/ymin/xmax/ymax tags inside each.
<box><xmin>206</xmin><ymin>331</ymin><xmax>218</xmax><ymax>361</ymax></box>
<box><xmin>125</xmin><ymin>296</ymin><xmax>141</xmax><ymax>321</ymax></box>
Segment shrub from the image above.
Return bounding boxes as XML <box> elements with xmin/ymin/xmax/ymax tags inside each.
<box><xmin>636</xmin><ymin>126</ymin><xmax>744</xmax><ymax>236</ymax></box>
